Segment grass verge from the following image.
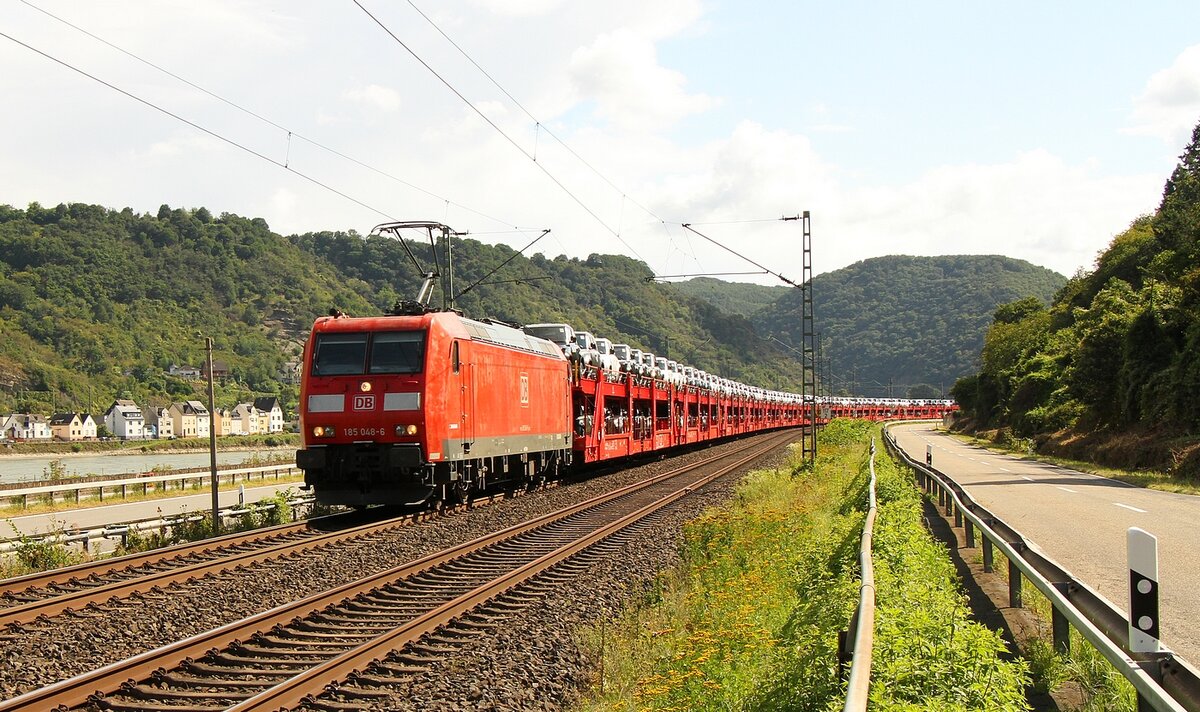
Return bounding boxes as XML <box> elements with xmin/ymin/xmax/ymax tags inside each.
<box><xmin>984</xmin><ymin>550</ymin><xmax>1138</xmax><ymax>711</ymax></box>
<box><xmin>575</xmin><ymin>420</ymin><xmax>1029</xmax><ymax>711</ymax></box>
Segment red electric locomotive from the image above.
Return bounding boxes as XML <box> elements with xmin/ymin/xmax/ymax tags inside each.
<box><xmin>297</xmin><ymin>310</ymin><xmax>572</xmax><ymax>506</ymax></box>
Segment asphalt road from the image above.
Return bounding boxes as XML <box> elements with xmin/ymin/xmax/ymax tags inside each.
<box><xmin>891</xmin><ymin>423</ymin><xmax>1200</xmax><ymax>667</ymax></box>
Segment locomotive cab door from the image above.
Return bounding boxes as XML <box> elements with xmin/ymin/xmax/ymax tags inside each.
<box><xmin>453</xmin><ymin>340</ymin><xmax>475</xmax><ymax>455</ymax></box>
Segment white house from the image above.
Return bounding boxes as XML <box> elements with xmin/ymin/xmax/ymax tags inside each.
<box><xmin>3</xmin><ymin>413</ymin><xmax>52</xmax><ymax>441</ymax></box>
<box><xmin>232</xmin><ymin>402</ymin><xmax>260</xmax><ymax>435</ymax></box>
<box><xmin>79</xmin><ymin>414</ymin><xmax>97</xmax><ymax>439</ymax></box>
<box><xmin>253</xmin><ymin>397</ymin><xmax>285</xmax><ymax>434</ymax></box>
<box><xmin>167</xmin><ymin>364</ymin><xmax>202</xmax><ymax>379</ymax></box>
<box><xmin>104</xmin><ymin>400</ymin><xmax>144</xmax><ymax>439</ymax></box>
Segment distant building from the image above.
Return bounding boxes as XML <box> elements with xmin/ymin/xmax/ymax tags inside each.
<box><xmin>50</xmin><ymin>413</ymin><xmax>83</xmax><ymax>441</ymax></box>
<box><xmin>167</xmin><ymin>364</ymin><xmax>202</xmax><ymax>380</ymax></box>
<box><xmin>253</xmin><ymin>397</ymin><xmax>285</xmax><ymax>434</ymax></box>
<box><xmin>203</xmin><ymin>360</ymin><xmax>231</xmax><ymax>380</ymax></box>
<box><xmin>232</xmin><ymin>402</ymin><xmax>259</xmax><ymax>435</ymax></box>
<box><xmin>103</xmin><ymin>400</ymin><xmax>144</xmax><ymax>440</ymax></box>
<box><xmin>145</xmin><ymin>406</ymin><xmax>174</xmax><ymax>439</ymax></box>
<box><xmin>2</xmin><ymin>413</ymin><xmax>52</xmax><ymax>441</ymax></box>
<box><xmin>169</xmin><ymin>400</ymin><xmax>210</xmax><ymax>439</ymax></box>
<box><xmin>280</xmin><ymin>361</ymin><xmax>302</xmax><ymax>384</ymax></box>
<box><xmin>79</xmin><ymin>414</ymin><xmax>97</xmax><ymax>439</ymax></box>
<box><xmin>213</xmin><ymin>407</ymin><xmax>233</xmax><ymax>437</ymax></box>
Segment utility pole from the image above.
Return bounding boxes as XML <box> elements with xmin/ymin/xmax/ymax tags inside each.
<box><xmin>205</xmin><ymin>336</ymin><xmax>219</xmax><ymax>536</ymax></box>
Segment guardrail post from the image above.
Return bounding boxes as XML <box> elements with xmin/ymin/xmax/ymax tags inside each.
<box><xmin>1052</xmin><ymin>603</ymin><xmax>1070</xmax><ymax>654</ymax></box>
<box><xmin>982</xmin><ymin>535</ymin><xmax>993</xmax><ymax>573</ymax></box>
<box><xmin>1008</xmin><ymin>558</ymin><xmax>1022</xmax><ymax>608</ymax></box>
<box><xmin>837</xmin><ymin>628</ymin><xmax>851</xmax><ymax>679</ymax></box>
<box><xmin>953</xmin><ymin>503</ymin><xmax>963</xmax><ymax>528</ymax></box>
<box><xmin>964</xmin><ymin>519</ymin><xmax>975</xmax><ymax>548</ymax></box>
<box><xmin>944</xmin><ymin>491</ymin><xmax>953</xmax><ymax>517</ymax></box>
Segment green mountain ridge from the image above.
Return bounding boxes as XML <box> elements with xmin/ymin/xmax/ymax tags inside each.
<box><xmin>0</xmin><ymin>203</ymin><xmax>804</xmax><ymax>417</ymax></box>
<box><xmin>0</xmin><ymin>200</ymin><xmax>1068</xmax><ymax>417</ymax></box>
<box><xmin>671</xmin><ymin>255</ymin><xmax>1066</xmax><ymax>397</ymax></box>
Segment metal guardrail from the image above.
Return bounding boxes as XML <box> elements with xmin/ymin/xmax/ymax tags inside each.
<box><xmin>841</xmin><ymin>438</ymin><xmax>878</xmax><ymax>711</ymax></box>
<box><xmin>0</xmin><ymin>463</ymin><xmax>301</xmax><ymax>509</ymax></box>
<box><xmin>883</xmin><ymin>424</ymin><xmax>1200</xmax><ymax>712</ymax></box>
<box><xmin>0</xmin><ymin>491</ymin><xmax>316</xmax><ymax>554</ymax></box>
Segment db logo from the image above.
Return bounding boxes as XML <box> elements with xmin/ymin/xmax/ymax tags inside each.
<box><xmin>353</xmin><ymin>395</ymin><xmax>376</xmax><ymax>411</ymax></box>
<box><xmin>520</xmin><ymin>374</ymin><xmax>530</xmax><ymax>405</ymax></box>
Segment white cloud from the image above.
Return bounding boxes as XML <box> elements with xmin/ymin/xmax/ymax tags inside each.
<box><xmin>568</xmin><ymin>28</ymin><xmax>716</xmax><ymax>131</ymax></box>
<box><xmin>270</xmin><ymin>187</ymin><xmax>299</xmax><ymax>217</ymax></box>
<box><xmin>620</xmin><ymin>134</ymin><xmax>1159</xmax><ymax>281</ymax></box>
<box><xmin>140</xmin><ymin>133</ymin><xmax>226</xmax><ymax>159</ymax></box>
<box><xmin>470</xmin><ymin>0</ymin><xmax>566</xmax><ymax>17</ymax></box>
<box><xmin>343</xmin><ymin>84</ymin><xmax>403</xmax><ymax>113</ymax></box>
<box><xmin>1126</xmin><ymin>45</ymin><xmax>1200</xmax><ymax>144</ymax></box>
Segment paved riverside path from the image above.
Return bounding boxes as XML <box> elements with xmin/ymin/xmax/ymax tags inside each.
<box><xmin>890</xmin><ymin>423</ymin><xmax>1200</xmax><ymax>668</ymax></box>
<box><xmin>3</xmin><ymin>482</ymin><xmax>305</xmax><ymax>539</ymax></box>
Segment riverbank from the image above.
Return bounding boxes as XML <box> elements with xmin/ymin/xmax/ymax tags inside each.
<box><xmin>0</xmin><ymin>433</ymin><xmax>299</xmax><ymax>459</ymax></box>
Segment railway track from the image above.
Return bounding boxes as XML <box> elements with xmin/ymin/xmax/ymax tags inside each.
<box><xmin>0</xmin><ymin>491</ymin><xmax>529</xmax><ymax>628</ymax></box>
<box><xmin>0</xmin><ymin>430</ymin><xmax>795</xmax><ymax>711</ymax></box>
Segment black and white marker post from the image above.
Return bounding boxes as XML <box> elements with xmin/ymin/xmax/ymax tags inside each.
<box><xmin>1128</xmin><ymin>527</ymin><xmax>1161</xmax><ymax>654</ymax></box>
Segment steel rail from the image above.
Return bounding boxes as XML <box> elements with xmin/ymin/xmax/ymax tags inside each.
<box><xmin>0</xmin><ymin>431</ymin><xmax>795</xmax><ymax>712</ymax></box>
<box><xmin>842</xmin><ymin>438</ymin><xmax>877</xmax><ymax>711</ymax></box>
<box><xmin>884</xmin><ymin>424</ymin><xmax>1200</xmax><ymax>712</ymax></box>
<box><xmin>0</xmin><ymin>506</ymin><xmax>336</xmax><ymax>597</ymax></box>
<box><xmin>0</xmin><ymin>495</ymin><xmax>505</xmax><ymax>627</ymax></box>
<box><xmin>230</xmin><ymin>432</ymin><xmax>794</xmax><ymax>711</ymax></box>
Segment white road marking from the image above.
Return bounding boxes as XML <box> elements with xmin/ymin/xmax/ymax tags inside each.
<box><xmin>1114</xmin><ymin>503</ymin><xmax>1148</xmax><ymax>513</ymax></box>
<box><xmin>996</xmin><ymin>466</ymin><xmax>1011</xmax><ymax>472</ymax></box>
<box><xmin>1056</xmin><ymin>486</ymin><xmax>1078</xmax><ymax>494</ymax></box>
<box><xmin>1020</xmin><ymin>476</ymin><xmax>1034</xmax><ymax>482</ymax></box>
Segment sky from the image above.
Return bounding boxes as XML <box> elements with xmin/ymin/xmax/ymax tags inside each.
<box><xmin>2</xmin><ymin>1</ymin><xmax>1200</xmax><ymax>284</ymax></box>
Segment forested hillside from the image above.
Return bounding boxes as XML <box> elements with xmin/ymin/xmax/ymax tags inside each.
<box><xmin>669</xmin><ymin>277</ymin><xmax>788</xmax><ymax>318</ymax></box>
<box><xmin>952</xmin><ymin>120</ymin><xmax>1200</xmax><ymax>475</ymax></box>
<box><xmin>682</xmin><ymin>256</ymin><xmax>1064</xmax><ymax>397</ymax></box>
<box><xmin>0</xmin><ymin>204</ymin><xmax>802</xmax><ymax>417</ymax></box>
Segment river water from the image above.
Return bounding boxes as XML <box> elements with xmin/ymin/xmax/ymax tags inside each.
<box><xmin>0</xmin><ymin>450</ymin><xmax>296</xmax><ymax>485</ymax></box>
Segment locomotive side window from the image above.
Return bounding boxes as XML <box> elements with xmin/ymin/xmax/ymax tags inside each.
<box><xmin>369</xmin><ymin>331</ymin><xmax>426</xmax><ymax>374</ymax></box>
<box><xmin>451</xmin><ymin>341</ymin><xmax>460</xmax><ymax>373</ymax></box>
<box><xmin>312</xmin><ymin>333</ymin><xmax>369</xmax><ymax>376</ymax></box>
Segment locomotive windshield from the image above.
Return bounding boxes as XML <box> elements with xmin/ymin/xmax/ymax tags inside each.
<box><xmin>312</xmin><ymin>331</ymin><xmax>426</xmax><ymax>376</ymax></box>
<box><xmin>368</xmin><ymin>331</ymin><xmax>426</xmax><ymax>374</ymax></box>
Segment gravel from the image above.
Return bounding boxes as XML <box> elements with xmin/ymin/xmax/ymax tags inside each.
<box><xmin>0</xmin><ymin>434</ymin><xmax>796</xmax><ymax>703</ymax></box>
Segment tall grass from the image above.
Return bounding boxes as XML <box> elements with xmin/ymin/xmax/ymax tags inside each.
<box><xmin>575</xmin><ymin>420</ymin><xmax>1030</xmax><ymax>711</ymax></box>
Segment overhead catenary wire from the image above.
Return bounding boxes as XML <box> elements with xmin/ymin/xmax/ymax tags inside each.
<box><xmin>681</xmin><ymin>222</ymin><xmax>802</xmax><ymax>288</ymax></box>
<box><xmin>0</xmin><ymin>30</ymin><xmax>401</xmax><ymax>222</ymax></box>
<box><xmin>403</xmin><ymin>0</ymin><xmax>669</xmax><ymax>228</ymax></box>
<box><xmin>353</xmin><ymin>0</ymin><xmax>650</xmax><ymax>265</ymax></box>
<box><xmin>16</xmin><ymin>0</ymin><xmax>527</xmax><ymax>232</ymax></box>
<box><xmin>454</xmin><ymin>229</ymin><xmax>552</xmax><ymax>301</ymax></box>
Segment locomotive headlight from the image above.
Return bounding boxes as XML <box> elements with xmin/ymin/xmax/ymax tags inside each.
<box><xmin>360</xmin><ymin>381</ymin><xmax>372</xmax><ymax>392</ymax></box>
<box><xmin>313</xmin><ymin>426</ymin><xmax>335</xmax><ymax>438</ymax></box>
<box><xmin>396</xmin><ymin>424</ymin><xmax>419</xmax><ymax>436</ymax></box>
